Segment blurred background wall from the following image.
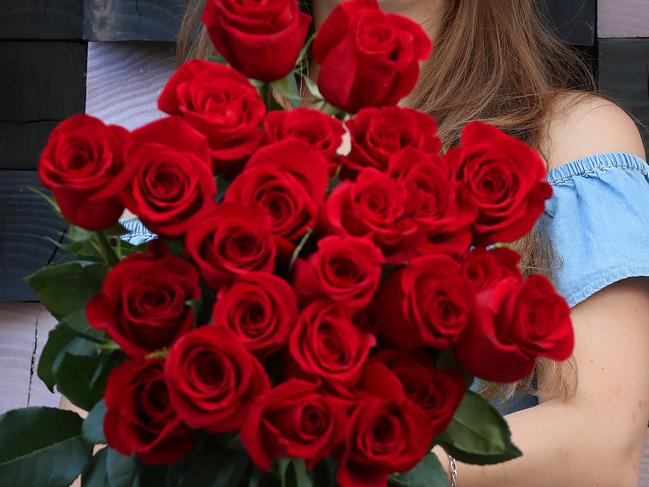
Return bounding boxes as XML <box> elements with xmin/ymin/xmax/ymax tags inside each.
<box><xmin>0</xmin><ymin>0</ymin><xmax>647</xmax><ymax>301</ymax></box>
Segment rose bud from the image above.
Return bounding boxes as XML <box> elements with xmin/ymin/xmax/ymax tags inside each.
<box><xmin>313</xmin><ymin>0</ymin><xmax>432</xmax><ymax>113</ymax></box>
<box><xmin>337</xmin><ymin>362</ymin><xmax>433</xmax><ymax>487</ymax></box>
<box><xmin>455</xmin><ymin>274</ymin><xmax>574</xmax><ymax>383</ymax></box>
<box><xmin>38</xmin><ymin>114</ymin><xmax>128</xmax><ymax>231</ymax></box>
<box><xmin>185</xmin><ymin>202</ymin><xmax>277</xmax><ymax>290</ymax></box>
<box><xmin>289</xmin><ymin>300</ymin><xmax>376</xmax><ymax>386</ymax></box>
<box><xmin>450</xmin><ymin>121</ymin><xmax>553</xmax><ymax>246</ymax></box>
<box><xmin>158</xmin><ymin>60</ymin><xmax>266</xmax><ymax>176</ymax></box>
<box><xmin>118</xmin><ymin>116</ymin><xmax>216</xmax><ymax>238</ymax></box>
<box><xmin>165</xmin><ymin>325</ymin><xmax>270</xmax><ymax>433</ymax></box>
<box><xmin>211</xmin><ymin>272</ymin><xmax>298</xmax><ymax>357</ymax></box>
<box><xmin>86</xmin><ymin>243</ymin><xmax>201</xmax><ymax>357</ymax></box>
<box><xmin>241</xmin><ymin>380</ymin><xmax>347</xmax><ymax>470</ymax></box>
<box><xmin>342</xmin><ymin>107</ymin><xmax>441</xmax><ymax>177</ymax></box>
<box><xmin>293</xmin><ymin>235</ymin><xmax>384</xmax><ymax>310</ymax></box>
<box><xmin>104</xmin><ymin>358</ymin><xmax>195</xmax><ymax>465</ymax></box>
<box><xmin>202</xmin><ymin>0</ymin><xmax>311</xmax><ymax>82</ymax></box>
<box><xmin>373</xmin><ymin>254</ymin><xmax>475</xmax><ymax>350</ymax></box>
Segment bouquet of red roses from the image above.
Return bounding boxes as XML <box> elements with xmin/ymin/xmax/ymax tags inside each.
<box><xmin>0</xmin><ymin>1</ymin><xmax>574</xmax><ymax>486</ymax></box>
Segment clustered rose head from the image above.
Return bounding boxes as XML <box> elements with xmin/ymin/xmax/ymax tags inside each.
<box><xmin>38</xmin><ymin>0</ymin><xmax>573</xmax><ymax>484</ymax></box>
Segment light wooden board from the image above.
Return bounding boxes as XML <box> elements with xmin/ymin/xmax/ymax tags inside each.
<box><xmin>85</xmin><ymin>41</ymin><xmax>176</xmax><ymax>129</ymax></box>
<box><xmin>598</xmin><ymin>0</ymin><xmax>649</xmax><ymax>38</ymax></box>
<box><xmin>0</xmin><ymin>303</ymin><xmax>60</xmax><ymax>414</ymax></box>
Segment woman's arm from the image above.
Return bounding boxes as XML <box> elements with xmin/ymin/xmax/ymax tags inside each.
<box><xmin>439</xmin><ymin>278</ymin><xmax>649</xmax><ymax>486</ymax></box>
<box><xmin>436</xmin><ymin>97</ymin><xmax>649</xmax><ymax>486</ymax></box>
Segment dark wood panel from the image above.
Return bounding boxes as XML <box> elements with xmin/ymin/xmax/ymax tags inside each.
<box><xmin>536</xmin><ymin>0</ymin><xmax>596</xmax><ymax>46</ymax></box>
<box><xmin>0</xmin><ymin>172</ymin><xmax>64</xmax><ymax>301</ymax></box>
<box><xmin>598</xmin><ymin>39</ymin><xmax>649</xmax><ymax>155</ymax></box>
<box><xmin>83</xmin><ymin>0</ymin><xmax>185</xmax><ymax>41</ymax></box>
<box><xmin>0</xmin><ymin>121</ymin><xmax>59</xmax><ymax>170</ymax></box>
<box><xmin>0</xmin><ymin>1</ymin><xmax>83</xmax><ymax>40</ymax></box>
<box><xmin>0</xmin><ymin>41</ymin><xmax>86</xmax><ymax>122</ymax></box>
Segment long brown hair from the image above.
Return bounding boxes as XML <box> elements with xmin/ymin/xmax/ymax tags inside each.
<box><xmin>176</xmin><ymin>0</ymin><xmax>594</xmax><ymax>400</ymax></box>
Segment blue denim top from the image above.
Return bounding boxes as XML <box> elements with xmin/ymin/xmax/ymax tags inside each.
<box><xmin>121</xmin><ymin>151</ymin><xmax>649</xmax><ymax>414</ymax></box>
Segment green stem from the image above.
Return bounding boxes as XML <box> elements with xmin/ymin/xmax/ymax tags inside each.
<box><xmin>96</xmin><ymin>232</ymin><xmax>119</xmax><ymax>266</ymax></box>
<box><xmin>260</xmin><ymin>82</ymin><xmax>273</xmax><ymax>110</ymax></box>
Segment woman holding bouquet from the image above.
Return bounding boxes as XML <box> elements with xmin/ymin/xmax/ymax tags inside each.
<box><xmin>173</xmin><ymin>0</ymin><xmax>649</xmax><ymax>485</ymax></box>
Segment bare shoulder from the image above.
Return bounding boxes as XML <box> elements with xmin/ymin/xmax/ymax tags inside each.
<box><xmin>542</xmin><ymin>91</ymin><xmax>646</xmax><ymax>170</ymax></box>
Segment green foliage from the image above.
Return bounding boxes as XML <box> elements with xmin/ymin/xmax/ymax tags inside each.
<box><xmin>82</xmin><ymin>400</ymin><xmax>107</xmax><ymax>444</ymax></box>
<box><xmin>82</xmin><ymin>448</ymin><xmax>108</xmax><ymax>487</ymax></box>
<box><xmin>389</xmin><ymin>454</ymin><xmax>450</xmax><ymax>487</ymax></box>
<box><xmin>0</xmin><ymin>408</ymin><xmax>92</xmax><ymax>487</ymax></box>
<box><xmin>436</xmin><ymin>392</ymin><xmax>522</xmax><ymax>465</ymax></box>
<box><xmin>25</xmin><ymin>261</ymin><xmax>107</xmax><ymax>319</ymax></box>
<box><xmin>38</xmin><ymin>324</ymin><xmax>97</xmax><ymax>392</ymax></box>
<box><xmin>55</xmin><ymin>352</ymin><xmax>111</xmax><ymax>411</ymax></box>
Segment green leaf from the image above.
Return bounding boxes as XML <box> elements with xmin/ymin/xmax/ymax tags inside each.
<box><xmin>180</xmin><ymin>447</ymin><xmax>252</xmax><ymax>487</ymax></box>
<box><xmin>106</xmin><ymin>449</ymin><xmax>138</xmax><ymax>487</ymax></box>
<box><xmin>206</xmin><ymin>54</ymin><xmax>228</xmax><ymax>65</ymax></box>
<box><xmin>436</xmin><ymin>391</ymin><xmax>522</xmax><ymax>465</ymax></box>
<box><xmin>61</xmin><ymin>308</ymin><xmax>105</xmax><ymax>342</ymax></box>
<box><xmin>25</xmin><ymin>262</ymin><xmax>106</xmax><ymax>319</ymax></box>
<box><xmin>277</xmin><ymin>459</ymin><xmax>312</xmax><ymax>487</ymax></box>
<box><xmin>69</xmin><ymin>225</ymin><xmax>96</xmax><ymax>242</ymax></box>
<box><xmin>291</xmin><ymin>459</ymin><xmax>312</xmax><ymax>487</ymax></box>
<box><xmin>28</xmin><ymin>186</ymin><xmax>61</xmax><ymax>214</ymax></box>
<box><xmin>0</xmin><ymin>407</ymin><xmax>92</xmax><ymax>487</ymax></box>
<box><xmin>55</xmin><ymin>353</ymin><xmax>109</xmax><ymax>411</ymax></box>
<box><xmin>435</xmin><ymin>350</ymin><xmax>474</xmax><ymax>387</ymax></box>
<box><xmin>83</xmin><ymin>448</ymin><xmax>109</xmax><ymax>487</ymax></box>
<box><xmin>83</xmin><ymin>400</ymin><xmax>107</xmax><ymax>444</ymax></box>
<box><xmin>390</xmin><ymin>454</ymin><xmax>450</xmax><ymax>487</ymax></box>
<box><xmin>38</xmin><ymin>324</ymin><xmax>97</xmax><ymax>392</ymax></box>
<box><xmin>312</xmin><ymin>458</ymin><xmax>336</xmax><ymax>487</ymax></box>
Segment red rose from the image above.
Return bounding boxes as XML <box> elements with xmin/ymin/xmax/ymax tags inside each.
<box><xmin>289</xmin><ymin>300</ymin><xmax>376</xmax><ymax>386</ymax></box>
<box><xmin>455</xmin><ymin>275</ymin><xmax>574</xmax><ymax>383</ymax></box>
<box><xmin>211</xmin><ymin>272</ymin><xmax>298</xmax><ymax>356</ymax></box>
<box><xmin>86</xmin><ymin>243</ymin><xmax>200</xmax><ymax>357</ymax></box>
<box><xmin>373</xmin><ymin>254</ymin><xmax>475</xmax><ymax>350</ymax></box>
<box><xmin>241</xmin><ymin>380</ymin><xmax>347</xmax><ymax>470</ymax></box>
<box><xmin>119</xmin><ymin>116</ymin><xmax>216</xmax><ymax>238</ymax></box>
<box><xmin>313</xmin><ymin>0</ymin><xmax>432</xmax><ymax>113</ymax></box>
<box><xmin>293</xmin><ymin>236</ymin><xmax>384</xmax><ymax>310</ymax></box>
<box><xmin>450</xmin><ymin>121</ymin><xmax>553</xmax><ymax>246</ymax></box>
<box><xmin>165</xmin><ymin>325</ymin><xmax>270</xmax><ymax>433</ymax></box>
<box><xmin>372</xmin><ymin>350</ymin><xmax>465</xmax><ymax>436</ymax></box>
<box><xmin>324</xmin><ymin>168</ymin><xmax>422</xmax><ymax>263</ymax></box>
<box><xmin>389</xmin><ymin>148</ymin><xmax>476</xmax><ymax>254</ymax></box>
<box><xmin>38</xmin><ymin>114</ymin><xmax>128</xmax><ymax>231</ymax></box>
<box><xmin>185</xmin><ymin>203</ymin><xmax>277</xmax><ymax>289</ymax></box>
<box><xmin>225</xmin><ymin>139</ymin><xmax>329</xmax><ymax>255</ymax></box>
<box><xmin>342</xmin><ymin>107</ymin><xmax>441</xmax><ymax>177</ymax></box>
<box><xmin>104</xmin><ymin>358</ymin><xmax>195</xmax><ymax>465</ymax></box>
<box><xmin>460</xmin><ymin>246</ymin><xmax>522</xmax><ymax>292</ymax></box>
<box><xmin>337</xmin><ymin>362</ymin><xmax>433</xmax><ymax>487</ymax></box>
<box><xmin>158</xmin><ymin>60</ymin><xmax>265</xmax><ymax>175</ymax></box>
<box><xmin>263</xmin><ymin>108</ymin><xmax>345</xmax><ymax>168</ymax></box>
<box><xmin>202</xmin><ymin>0</ymin><xmax>311</xmax><ymax>82</ymax></box>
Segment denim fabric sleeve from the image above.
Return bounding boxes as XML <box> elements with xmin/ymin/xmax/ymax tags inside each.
<box><xmin>119</xmin><ymin>218</ymin><xmax>157</xmax><ymax>246</ymax></box>
<box><xmin>541</xmin><ymin>151</ymin><xmax>649</xmax><ymax>308</ymax></box>
<box><xmin>481</xmin><ymin>151</ymin><xmax>649</xmax><ymax>415</ymax></box>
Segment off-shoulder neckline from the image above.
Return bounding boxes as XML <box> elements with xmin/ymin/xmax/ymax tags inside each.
<box><xmin>546</xmin><ymin>151</ymin><xmax>649</xmax><ymax>185</ymax></box>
